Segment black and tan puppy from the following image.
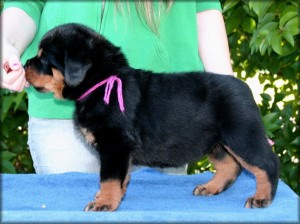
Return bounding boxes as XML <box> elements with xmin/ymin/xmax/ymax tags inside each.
<box><xmin>25</xmin><ymin>23</ymin><xmax>279</xmax><ymax>211</ymax></box>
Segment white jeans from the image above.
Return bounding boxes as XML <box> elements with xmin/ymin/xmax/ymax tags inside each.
<box><xmin>28</xmin><ymin>117</ymin><xmax>187</xmax><ymax>174</ymax></box>
<box><xmin>28</xmin><ymin>117</ymin><xmax>100</xmax><ymax>174</ymax></box>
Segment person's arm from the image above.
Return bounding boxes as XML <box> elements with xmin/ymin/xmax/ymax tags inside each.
<box><xmin>197</xmin><ymin>9</ymin><xmax>233</xmax><ymax>75</ymax></box>
<box><xmin>1</xmin><ymin>7</ymin><xmax>37</xmax><ymax>91</ymax></box>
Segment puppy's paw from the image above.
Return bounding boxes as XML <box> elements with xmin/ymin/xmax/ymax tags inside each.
<box><xmin>245</xmin><ymin>197</ymin><xmax>271</xmax><ymax>208</ymax></box>
<box><xmin>84</xmin><ymin>180</ymin><xmax>124</xmax><ymax>212</ymax></box>
<box><xmin>84</xmin><ymin>201</ymin><xmax>119</xmax><ymax>212</ymax></box>
<box><xmin>193</xmin><ymin>184</ymin><xmax>219</xmax><ymax>196</ymax></box>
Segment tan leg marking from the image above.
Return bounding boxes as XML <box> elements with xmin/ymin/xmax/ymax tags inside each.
<box><xmin>85</xmin><ymin>167</ymin><xmax>131</xmax><ymax>212</ymax></box>
<box><xmin>194</xmin><ymin>153</ymin><xmax>240</xmax><ymax>196</ymax></box>
<box><xmin>79</xmin><ymin>127</ymin><xmax>96</xmax><ymax>146</ymax></box>
<box><xmin>85</xmin><ymin>180</ymin><xmax>124</xmax><ymax>212</ymax></box>
<box><xmin>122</xmin><ymin>174</ymin><xmax>130</xmax><ymax>194</ymax></box>
<box><xmin>225</xmin><ymin>147</ymin><xmax>272</xmax><ymax>208</ymax></box>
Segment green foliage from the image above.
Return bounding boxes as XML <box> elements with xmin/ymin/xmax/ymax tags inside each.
<box><xmin>1</xmin><ymin>0</ymin><xmax>299</xmax><ymax>196</ymax></box>
<box><xmin>226</xmin><ymin>0</ymin><xmax>299</xmax><ymax>195</ymax></box>
<box><xmin>0</xmin><ymin>89</ymin><xmax>34</xmax><ymax>173</ymax></box>
<box><xmin>190</xmin><ymin>0</ymin><xmax>299</xmax><ymax>195</ymax></box>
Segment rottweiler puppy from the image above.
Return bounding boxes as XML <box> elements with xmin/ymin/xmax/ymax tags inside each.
<box><xmin>25</xmin><ymin>23</ymin><xmax>279</xmax><ymax>211</ymax></box>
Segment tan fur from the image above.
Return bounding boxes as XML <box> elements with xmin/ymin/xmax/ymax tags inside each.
<box><xmin>79</xmin><ymin>127</ymin><xmax>96</xmax><ymax>145</ymax></box>
<box><xmin>122</xmin><ymin>174</ymin><xmax>130</xmax><ymax>194</ymax></box>
<box><xmin>194</xmin><ymin>153</ymin><xmax>240</xmax><ymax>196</ymax></box>
<box><xmin>85</xmin><ymin>179</ymin><xmax>124</xmax><ymax>211</ymax></box>
<box><xmin>225</xmin><ymin>147</ymin><xmax>272</xmax><ymax>208</ymax></box>
<box><xmin>38</xmin><ymin>49</ymin><xmax>43</xmax><ymax>57</ymax></box>
<box><xmin>25</xmin><ymin>66</ymin><xmax>65</xmax><ymax>98</ymax></box>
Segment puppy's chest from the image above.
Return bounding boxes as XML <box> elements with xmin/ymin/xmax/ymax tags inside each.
<box><xmin>74</xmin><ymin>104</ymin><xmax>128</xmax><ymax>147</ymax></box>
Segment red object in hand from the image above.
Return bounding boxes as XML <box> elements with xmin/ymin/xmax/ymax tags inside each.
<box><xmin>3</xmin><ymin>62</ymin><xmax>13</xmax><ymax>73</ymax></box>
<box><xmin>1</xmin><ymin>54</ymin><xmax>29</xmax><ymax>92</ymax></box>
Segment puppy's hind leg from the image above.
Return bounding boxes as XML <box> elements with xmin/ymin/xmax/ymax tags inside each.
<box><xmin>193</xmin><ymin>144</ymin><xmax>241</xmax><ymax>196</ymax></box>
<box><xmin>225</xmin><ymin>144</ymin><xmax>279</xmax><ymax>208</ymax></box>
<box><xmin>218</xmin><ymin>78</ymin><xmax>279</xmax><ymax>208</ymax></box>
<box><xmin>222</xmin><ymin>127</ymin><xmax>279</xmax><ymax>208</ymax></box>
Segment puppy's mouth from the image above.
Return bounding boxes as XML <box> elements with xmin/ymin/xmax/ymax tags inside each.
<box><xmin>35</xmin><ymin>87</ymin><xmax>51</xmax><ymax>93</ymax></box>
<box><xmin>25</xmin><ymin>62</ymin><xmax>66</xmax><ymax>99</ymax></box>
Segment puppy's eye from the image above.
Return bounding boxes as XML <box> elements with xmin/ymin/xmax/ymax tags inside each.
<box><xmin>37</xmin><ymin>58</ymin><xmax>53</xmax><ymax>75</ymax></box>
<box><xmin>40</xmin><ymin>58</ymin><xmax>49</xmax><ymax>65</ymax></box>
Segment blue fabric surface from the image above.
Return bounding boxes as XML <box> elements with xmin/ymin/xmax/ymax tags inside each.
<box><xmin>1</xmin><ymin>168</ymin><xmax>299</xmax><ymax>223</ymax></box>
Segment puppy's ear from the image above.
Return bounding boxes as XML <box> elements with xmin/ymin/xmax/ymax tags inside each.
<box><xmin>64</xmin><ymin>54</ymin><xmax>92</xmax><ymax>87</ymax></box>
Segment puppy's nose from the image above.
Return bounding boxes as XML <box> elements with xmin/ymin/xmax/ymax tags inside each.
<box><xmin>24</xmin><ymin>58</ymin><xmax>33</xmax><ymax>71</ymax></box>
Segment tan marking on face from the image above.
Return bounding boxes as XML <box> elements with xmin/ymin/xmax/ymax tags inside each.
<box><xmin>25</xmin><ymin>66</ymin><xmax>52</xmax><ymax>88</ymax></box>
<box><xmin>38</xmin><ymin>49</ymin><xmax>43</xmax><ymax>57</ymax></box>
<box><xmin>50</xmin><ymin>68</ymin><xmax>65</xmax><ymax>98</ymax></box>
<box><xmin>25</xmin><ymin>66</ymin><xmax>65</xmax><ymax>99</ymax></box>
<box><xmin>225</xmin><ymin>147</ymin><xmax>272</xmax><ymax>203</ymax></box>
<box><xmin>52</xmin><ymin>68</ymin><xmax>64</xmax><ymax>81</ymax></box>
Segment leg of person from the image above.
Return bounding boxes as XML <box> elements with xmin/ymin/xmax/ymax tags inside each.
<box><xmin>28</xmin><ymin>117</ymin><xmax>100</xmax><ymax>174</ymax></box>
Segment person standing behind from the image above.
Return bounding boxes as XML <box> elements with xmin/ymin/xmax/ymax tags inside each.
<box><xmin>1</xmin><ymin>0</ymin><xmax>233</xmax><ymax>174</ymax></box>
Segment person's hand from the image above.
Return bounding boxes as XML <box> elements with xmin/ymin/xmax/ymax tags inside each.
<box><xmin>1</xmin><ymin>53</ymin><xmax>29</xmax><ymax>92</ymax></box>
<box><xmin>1</xmin><ymin>7</ymin><xmax>38</xmax><ymax>92</ymax></box>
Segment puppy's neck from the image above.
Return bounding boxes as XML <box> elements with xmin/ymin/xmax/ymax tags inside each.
<box><xmin>77</xmin><ymin>75</ymin><xmax>125</xmax><ymax>112</ymax></box>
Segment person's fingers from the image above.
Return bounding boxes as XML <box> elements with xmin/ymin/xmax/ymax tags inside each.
<box><xmin>1</xmin><ymin>54</ymin><xmax>25</xmax><ymax>88</ymax></box>
<box><xmin>8</xmin><ymin>55</ymin><xmax>22</xmax><ymax>71</ymax></box>
<box><xmin>1</xmin><ymin>81</ymin><xmax>23</xmax><ymax>92</ymax></box>
<box><xmin>1</xmin><ymin>68</ymin><xmax>24</xmax><ymax>85</ymax></box>
<box><xmin>2</xmin><ymin>78</ymin><xmax>26</xmax><ymax>92</ymax></box>
<box><xmin>1</xmin><ymin>68</ymin><xmax>26</xmax><ymax>92</ymax></box>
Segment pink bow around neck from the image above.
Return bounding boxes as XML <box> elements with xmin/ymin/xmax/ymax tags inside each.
<box><xmin>77</xmin><ymin>75</ymin><xmax>125</xmax><ymax>112</ymax></box>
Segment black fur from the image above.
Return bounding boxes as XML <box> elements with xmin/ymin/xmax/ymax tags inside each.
<box><xmin>25</xmin><ymin>23</ymin><xmax>279</xmax><ymax>210</ymax></box>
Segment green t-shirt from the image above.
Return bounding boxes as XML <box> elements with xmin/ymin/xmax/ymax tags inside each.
<box><xmin>4</xmin><ymin>0</ymin><xmax>221</xmax><ymax>119</ymax></box>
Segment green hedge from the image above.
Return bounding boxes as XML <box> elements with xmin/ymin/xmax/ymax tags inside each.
<box><xmin>1</xmin><ymin>0</ymin><xmax>299</xmax><ymax>195</ymax></box>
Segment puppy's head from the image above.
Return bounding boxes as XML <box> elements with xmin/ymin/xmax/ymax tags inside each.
<box><xmin>25</xmin><ymin>23</ymin><xmax>128</xmax><ymax>100</ymax></box>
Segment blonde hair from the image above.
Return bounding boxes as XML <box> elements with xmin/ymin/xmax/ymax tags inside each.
<box><xmin>115</xmin><ymin>0</ymin><xmax>173</xmax><ymax>33</ymax></box>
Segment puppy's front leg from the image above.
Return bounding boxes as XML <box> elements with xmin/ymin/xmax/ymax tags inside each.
<box><xmin>84</xmin><ymin>179</ymin><xmax>125</xmax><ymax>212</ymax></box>
<box><xmin>84</xmin><ymin>151</ymin><xmax>131</xmax><ymax>212</ymax></box>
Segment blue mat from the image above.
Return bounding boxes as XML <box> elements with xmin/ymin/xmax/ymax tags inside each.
<box><xmin>1</xmin><ymin>168</ymin><xmax>299</xmax><ymax>223</ymax></box>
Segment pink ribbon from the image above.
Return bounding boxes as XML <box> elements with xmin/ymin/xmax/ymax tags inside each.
<box><xmin>77</xmin><ymin>75</ymin><xmax>125</xmax><ymax>112</ymax></box>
